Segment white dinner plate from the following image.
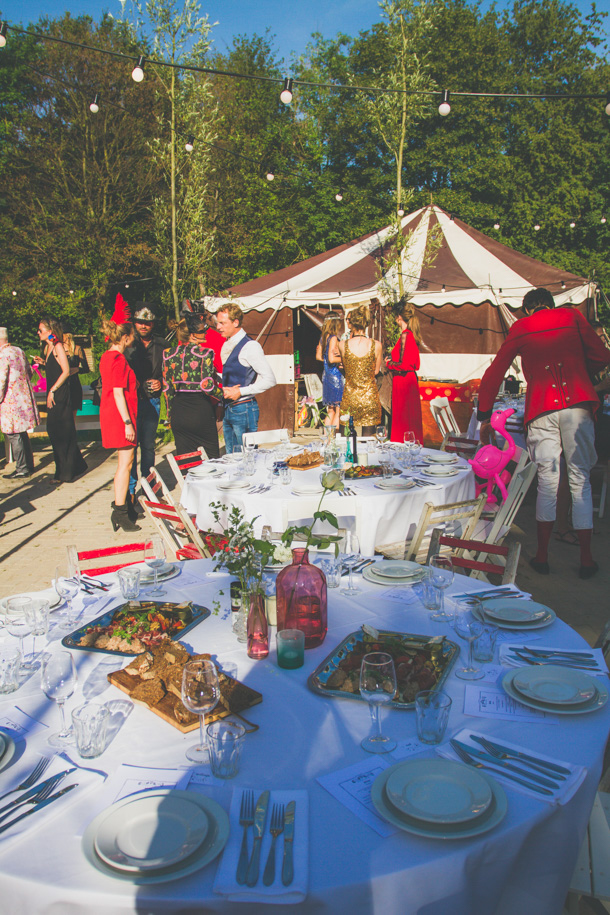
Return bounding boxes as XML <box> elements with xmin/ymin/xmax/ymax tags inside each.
<box><xmin>187</xmin><ymin>465</ymin><xmax>221</xmax><ymax>478</ymax></box>
<box><xmin>95</xmin><ymin>794</ymin><xmax>209</xmax><ymax>872</ymax></box>
<box><xmin>423</xmin><ymin>453</ymin><xmax>459</xmax><ymax>464</ymax></box>
<box><xmin>216</xmin><ymin>480</ymin><xmax>251</xmax><ymax>491</ymax></box>
<box><xmin>292</xmin><ymin>485</ymin><xmax>324</xmax><ymax>496</ymax></box>
<box><xmin>422</xmin><ymin>467</ymin><xmax>460</xmax><ymax>477</ymax></box>
<box><xmin>82</xmin><ymin>791</ymin><xmax>229</xmax><ymax>884</ymax></box>
<box><xmin>370</xmin><ymin>560</ymin><xmax>423</xmax><ymax>580</ymax></box>
<box><xmin>371</xmin><ymin>762</ymin><xmax>506</xmax><ymax>840</ymax></box>
<box><xmin>375</xmin><ymin>479</ymin><xmax>416</xmax><ymax>491</ymax></box>
<box><xmin>482</xmin><ymin>598</ymin><xmax>554</xmax><ymax>625</ymax></box>
<box><xmin>0</xmin><ymin>732</ymin><xmax>17</xmax><ymax>773</ymax></box>
<box><xmin>384</xmin><ymin>758</ymin><xmax>492</xmax><ymax>825</ymax></box>
<box><xmin>363</xmin><ymin>565</ymin><xmax>425</xmax><ymax>586</ymax></box>
<box><xmin>502</xmin><ymin>669</ymin><xmax>609</xmax><ymax>715</ymax></box>
<box><xmin>474</xmin><ymin>599</ymin><xmax>556</xmax><ymax>630</ymax></box>
<box><xmin>512</xmin><ymin>666</ymin><xmax>598</xmax><ymax>706</ymax></box>
<box><xmin>0</xmin><ymin>589</ymin><xmax>62</xmax><ymax>614</ymax></box>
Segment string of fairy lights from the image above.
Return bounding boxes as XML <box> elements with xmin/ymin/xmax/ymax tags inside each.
<box><xmin>1</xmin><ymin>17</ymin><xmax>608</xmax><ymax>300</ymax></box>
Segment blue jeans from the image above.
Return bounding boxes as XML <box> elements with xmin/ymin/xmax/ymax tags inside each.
<box><xmin>223</xmin><ymin>400</ymin><xmax>259</xmax><ymax>453</ymax></box>
<box><xmin>129</xmin><ymin>396</ymin><xmax>161</xmax><ymax>493</ymax></box>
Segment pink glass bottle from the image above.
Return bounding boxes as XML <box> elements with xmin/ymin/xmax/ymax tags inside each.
<box><xmin>247</xmin><ymin>588</ymin><xmax>269</xmax><ymax>659</ymax></box>
<box><xmin>275</xmin><ymin>548</ymin><xmax>327</xmax><ymax>648</ymax></box>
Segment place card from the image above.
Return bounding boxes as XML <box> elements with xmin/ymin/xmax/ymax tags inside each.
<box><xmin>0</xmin><ymin>706</ymin><xmax>48</xmax><ymax>740</ymax></box>
<box><xmin>463</xmin><ymin>683</ymin><xmax>557</xmax><ymax>723</ymax></box>
<box><xmin>317</xmin><ymin>757</ymin><xmax>397</xmax><ymax>837</ymax></box>
<box><xmin>390</xmin><ymin>737</ymin><xmax>430</xmax><ymax>760</ymax></box>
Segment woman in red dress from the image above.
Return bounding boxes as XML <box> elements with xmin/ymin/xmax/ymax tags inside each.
<box><xmin>100</xmin><ymin>313</ymin><xmax>139</xmax><ymax>532</ymax></box>
<box><xmin>386</xmin><ymin>299</ymin><xmax>424</xmax><ymax>444</ymax></box>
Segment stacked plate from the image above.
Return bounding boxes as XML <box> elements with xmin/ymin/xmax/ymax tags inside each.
<box><xmin>82</xmin><ymin>790</ymin><xmax>230</xmax><ymax>884</ymax></box>
<box><xmin>371</xmin><ymin>758</ymin><xmax>507</xmax><ymax>839</ymax></box>
<box><xmin>187</xmin><ymin>464</ymin><xmax>221</xmax><ymax>479</ymax></box>
<box><xmin>363</xmin><ymin>560</ymin><xmax>425</xmax><ymax>586</ymax></box>
<box><xmin>502</xmin><ymin>666</ymin><xmax>609</xmax><ymax>715</ymax></box>
<box><xmin>423</xmin><ymin>453</ymin><xmax>459</xmax><ymax>465</ymax></box>
<box><xmin>135</xmin><ymin>562</ymin><xmax>180</xmax><ymax>585</ymax></box>
<box><xmin>475</xmin><ymin>597</ymin><xmax>556</xmax><ymax>630</ymax></box>
<box><xmin>292</xmin><ymin>482</ymin><xmax>324</xmax><ymax>497</ymax></box>
<box><xmin>375</xmin><ymin>478</ymin><xmax>415</xmax><ymax>491</ymax></box>
<box><xmin>0</xmin><ymin>729</ymin><xmax>16</xmax><ymax>773</ymax></box>
<box><xmin>216</xmin><ymin>479</ymin><xmax>250</xmax><ymax>492</ymax></box>
<box><xmin>0</xmin><ymin>589</ymin><xmax>62</xmax><ymax>615</ymax></box>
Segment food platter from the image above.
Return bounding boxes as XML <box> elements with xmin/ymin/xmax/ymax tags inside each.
<box><xmin>308</xmin><ymin>625</ymin><xmax>458</xmax><ymax>708</ymax></box>
<box><xmin>61</xmin><ymin>600</ymin><xmax>210</xmax><ymax>655</ymax></box>
<box><xmin>344</xmin><ymin>465</ymin><xmax>400</xmax><ymax>479</ymax></box>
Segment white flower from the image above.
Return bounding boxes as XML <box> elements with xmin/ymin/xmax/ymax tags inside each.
<box><xmin>273</xmin><ymin>544</ymin><xmax>292</xmax><ymax>564</ymax></box>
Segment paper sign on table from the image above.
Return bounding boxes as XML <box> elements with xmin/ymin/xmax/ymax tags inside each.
<box><xmin>317</xmin><ymin>757</ymin><xmax>397</xmax><ymax>837</ymax></box>
<box><xmin>463</xmin><ymin>683</ymin><xmax>558</xmax><ymax>723</ymax></box>
<box><xmin>390</xmin><ymin>737</ymin><xmax>430</xmax><ymax>761</ymax></box>
<box><xmin>0</xmin><ymin>706</ymin><xmax>48</xmax><ymax>739</ymax></box>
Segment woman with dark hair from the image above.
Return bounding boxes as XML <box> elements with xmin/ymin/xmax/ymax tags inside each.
<box><xmin>315</xmin><ymin>311</ymin><xmax>344</xmax><ymax>430</ymax></box>
<box><xmin>386</xmin><ymin>298</ymin><xmax>423</xmax><ymax>444</ymax></box>
<box><xmin>99</xmin><ymin>310</ymin><xmax>139</xmax><ymax>532</ymax></box>
<box><xmin>163</xmin><ymin>309</ymin><xmax>223</xmax><ymax>458</ymax></box>
<box><xmin>37</xmin><ymin>315</ymin><xmax>87</xmax><ymax>484</ymax></box>
<box><xmin>338</xmin><ymin>304</ymin><xmax>382</xmax><ymax>435</ymax></box>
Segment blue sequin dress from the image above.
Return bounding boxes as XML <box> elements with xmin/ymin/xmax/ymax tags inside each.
<box><xmin>322</xmin><ymin>336</ymin><xmax>344</xmax><ymax>406</ymax></box>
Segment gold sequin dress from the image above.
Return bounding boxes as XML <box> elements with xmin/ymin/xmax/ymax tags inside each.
<box><xmin>340</xmin><ymin>338</ymin><xmax>381</xmax><ymax>426</ymax></box>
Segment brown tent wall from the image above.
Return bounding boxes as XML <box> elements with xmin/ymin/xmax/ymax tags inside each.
<box><xmin>241</xmin><ymin>307</ymin><xmax>295</xmax><ymax>434</ymax></box>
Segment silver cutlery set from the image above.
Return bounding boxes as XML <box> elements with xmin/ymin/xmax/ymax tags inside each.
<box><xmin>0</xmin><ymin>758</ymin><xmax>78</xmax><ymax>834</ymax></box>
<box><xmin>506</xmin><ymin>647</ymin><xmax>599</xmax><ymax>670</ymax></box>
<box><xmin>248</xmin><ymin>484</ymin><xmax>271</xmax><ymax>494</ymax></box>
<box><xmin>451</xmin><ymin>736</ymin><xmax>571</xmax><ymax>795</ymax></box>
<box><xmin>237</xmin><ymin>790</ymin><xmax>296</xmax><ymax>887</ymax></box>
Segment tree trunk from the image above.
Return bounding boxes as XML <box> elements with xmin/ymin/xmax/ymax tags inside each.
<box><xmin>170</xmin><ymin>67</ymin><xmax>179</xmax><ymax>320</ymax></box>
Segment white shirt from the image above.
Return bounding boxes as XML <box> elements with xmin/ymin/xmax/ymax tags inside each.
<box><xmin>220</xmin><ymin>328</ymin><xmax>276</xmax><ymax>399</ymax></box>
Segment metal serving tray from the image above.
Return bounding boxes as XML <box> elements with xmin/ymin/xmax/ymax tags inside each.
<box><xmin>61</xmin><ymin>600</ymin><xmax>211</xmax><ymax>656</ymax></box>
<box><xmin>308</xmin><ymin>625</ymin><xmax>459</xmax><ymax>709</ymax></box>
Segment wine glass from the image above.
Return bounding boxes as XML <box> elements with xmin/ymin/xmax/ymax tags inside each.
<box><xmin>182</xmin><ymin>659</ymin><xmax>220</xmax><ymax>762</ymax></box>
<box><xmin>454</xmin><ymin>602</ymin><xmax>485</xmax><ymax>680</ymax></box>
<box><xmin>410</xmin><ymin>440</ymin><xmax>422</xmax><ymax>466</ymax></box>
<box><xmin>144</xmin><ymin>536</ymin><xmax>166</xmax><ymax>597</ymax></box>
<box><xmin>375</xmin><ymin>425</ymin><xmax>388</xmax><ymax>452</ymax></box>
<box><xmin>23</xmin><ymin>599</ymin><xmax>49</xmax><ymax>670</ymax></box>
<box><xmin>54</xmin><ymin>567</ymin><xmax>80</xmax><ymax>630</ymax></box>
<box><xmin>5</xmin><ymin>597</ymin><xmax>33</xmax><ymax>670</ymax></box>
<box><xmin>359</xmin><ymin>652</ymin><xmax>397</xmax><ymax>753</ymax></box>
<box><xmin>339</xmin><ymin>531</ymin><xmax>361</xmax><ymax>596</ymax></box>
<box><xmin>428</xmin><ymin>554</ymin><xmax>454</xmax><ymax>621</ymax></box>
<box><xmin>403</xmin><ymin>431</ymin><xmax>416</xmax><ymax>445</ymax></box>
<box><xmin>41</xmin><ymin>651</ymin><xmax>77</xmax><ymax>746</ymax></box>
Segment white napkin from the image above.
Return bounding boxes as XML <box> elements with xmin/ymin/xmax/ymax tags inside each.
<box><xmin>451</xmin><ymin>586</ymin><xmax>531</xmax><ymax>602</ymax></box>
<box><xmin>214</xmin><ymin>788</ymin><xmax>308</xmax><ymax>904</ymax></box>
<box><xmin>0</xmin><ymin>751</ymin><xmax>105</xmax><ymax>848</ymax></box>
<box><xmin>437</xmin><ymin>727</ymin><xmax>586</xmax><ymax>805</ymax></box>
<box><xmin>499</xmin><ymin>644</ymin><xmax>608</xmax><ymax>675</ymax></box>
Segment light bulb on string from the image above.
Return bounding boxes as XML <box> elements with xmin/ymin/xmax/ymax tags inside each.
<box><xmin>441</xmin><ymin>284</ymin><xmax>446</xmax><ymax>293</ymax></box>
<box><xmin>335</xmin><ymin>190</ymin><xmax>343</xmax><ymax>202</ymax></box>
<box><xmin>602</xmin><ymin>216</ymin><xmax>607</xmax><ymax>224</ymax></box>
<box><xmin>185</xmin><ymin>136</ymin><xmax>194</xmax><ymax>153</ymax></box>
<box><xmin>89</xmin><ymin>93</ymin><xmax>100</xmax><ymax>114</ymax></box>
<box><xmin>0</xmin><ymin>23</ymin><xmax>7</xmax><ymax>48</ymax></box>
<box><xmin>534</xmin><ymin>223</ymin><xmax>541</xmax><ymax>231</ymax></box>
<box><xmin>131</xmin><ymin>57</ymin><xmax>145</xmax><ymax>83</ymax></box>
<box><xmin>125</xmin><ymin>284</ymin><xmax>130</xmax><ymax>289</ymax></box>
<box><xmin>11</xmin><ymin>290</ymin><xmax>16</xmax><ymax>296</ymax></box>
<box><xmin>569</xmin><ymin>221</ymin><xmax>576</xmax><ymax>228</ymax></box>
<box><xmin>606</xmin><ymin>93</ymin><xmax>610</xmax><ymax>117</ymax></box>
<box><xmin>397</xmin><ymin>208</ymin><xmax>404</xmax><ymax>217</ymax></box>
<box><xmin>69</xmin><ymin>289</ymin><xmax>74</xmax><ymax>295</ymax></box>
<box><xmin>438</xmin><ymin>89</ymin><xmax>451</xmax><ymax>116</ymax></box>
<box><xmin>493</xmin><ymin>222</ymin><xmax>500</xmax><ymax>230</ymax></box>
<box><xmin>266</xmin><ymin>170</ymin><xmax>275</xmax><ymax>182</ymax></box>
<box><xmin>561</xmin><ymin>281</ymin><xmax>566</xmax><ymax>290</ymax></box>
<box><xmin>280</xmin><ymin>78</ymin><xmax>293</xmax><ymax>105</ymax></box>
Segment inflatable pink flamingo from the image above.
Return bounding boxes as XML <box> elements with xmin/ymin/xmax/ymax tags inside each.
<box><xmin>469</xmin><ymin>408</ymin><xmax>517</xmax><ymax>506</ymax></box>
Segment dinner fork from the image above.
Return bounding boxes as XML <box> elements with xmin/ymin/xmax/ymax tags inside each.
<box><xmin>236</xmin><ymin>789</ymin><xmax>255</xmax><ymax>885</ymax></box>
<box><xmin>0</xmin><ymin>772</ymin><xmax>68</xmax><ymax>826</ymax></box>
<box><xmin>0</xmin><ymin>757</ymin><xmax>52</xmax><ymax>804</ymax></box>
<box><xmin>451</xmin><ymin>741</ymin><xmax>554</xmax><ymax>795</ymax></box>
<box><xmin>263</xmin><ymin>803</ymin><xmax>285</xmax><ymax>886</ymax></box>
<box><xmin>472</xmin><ymin>737</ymin><xmax>567</xmax><ymax>780</ymax></box>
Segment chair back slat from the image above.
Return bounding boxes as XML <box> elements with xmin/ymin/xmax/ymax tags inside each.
<box><xmin>426</xmin><ymin>528</ymin><xmax>521</xmax><ymax>585</ymax></box>
<box><xmin>78</xmin><ymin>542</ymin><xmax>149</xmax><ymax>577</ymax></box>
<box><xmin>141</xmin><ymin>497</ymin><xmax>210</xmax><ymax>560</ymax></box>
<box><xmin>167</xmin><ymin>448</ymin><xmax>207</xmax><ymax>488</ymax></box>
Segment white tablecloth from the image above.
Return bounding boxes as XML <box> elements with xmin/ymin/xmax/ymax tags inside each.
<box><xmin>1</xmin><ymin>560</ymin><xmax>608</xmax><ymax>914</ymax></box>
<box><xmin>181</xmin><ymin>451</ymin><xmax>476</xmax><ymax>555</ymax></box>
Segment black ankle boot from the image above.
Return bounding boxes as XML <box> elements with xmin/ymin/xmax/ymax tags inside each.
<box><xmin>126</xmin><ymin>494</ymin><xmax>144</xmax><ymax>522</ymax></box>
<box><xmin>111</xmin><ymin>501</ymin><xmax>141</xmax><ymax>533</ymax></box>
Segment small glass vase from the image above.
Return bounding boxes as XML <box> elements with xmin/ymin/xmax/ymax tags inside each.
<box><xmin>247</xmin><ymin>587</ymin><xmax>269</xmax><ymax>660</ymax></box>
<box><xmin>233</xmin><ymin>583</ymin><xmax>248</xmax><ymax>643</ymax></box>
<box><xmin>276</xmin><ymin>549</ymin><xmax>327</xmax><ymax>649</ymax></box>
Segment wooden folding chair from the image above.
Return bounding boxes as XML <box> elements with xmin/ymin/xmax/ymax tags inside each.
<box><xmin>77</xmin><ymin>542</ymin><xmax>148</xmax><ymax>577</ymax></box>
<box><xmin>166</xmin><ymin>447</ymin><xmax>208</xmax><ymax>490</ymax></box>
<box><xmin>440</xmin><ymin>434</ymin><xmax>479</xmax><ymax>460</ymax></box>
<box><xmin>140</xmin><ymin>466</ymin><xmax>178</xmax><ymax>508</ymax></box>
<box><xmin>403</xmin><ymin>494</ymin><xmax>487</xmax><ymax>562</ymax></box>
<box><xmin>140</xmin><ymin>498</ymin><xmax>211</xmax><ymax>560</ymax></box>
<box><xmin>241</xmin><ymin>428</ymin><xmax>290</xmax><ymax>449</ymax></box>
<box><xmin>426</xmin><ymin>529</ymin><xmax>521</xmax><ymax>585</ymax></box>
<box><xmin>475</xmin><ymin>462</ymin><xmax>537</xmax><ymax>546</ymax></box>
<box><xmin>429</xmin><ymin>397</ymin><xmax>462</xmax><ymax>437</ymax></box>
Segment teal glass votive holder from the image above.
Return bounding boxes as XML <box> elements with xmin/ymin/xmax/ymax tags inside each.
<box><xmin>276</xmin><ymin>629</ymin><xmax>305</xmax><ymax>670</ymax></box>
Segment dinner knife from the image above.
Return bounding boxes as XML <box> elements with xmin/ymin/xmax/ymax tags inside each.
<box><xmin>509</xmin><ymin>652</ymin><xmax>598</xmax><ymax>670</ymax></box>
<box><xmin>470</xmin><ymin>738</ymin><xmax>572</xmax><ymax>776</ymax></box>
<box><xmin>281</xmin><ymin>800</ymin><xmax>296</xmax><ymax>887</ymax></box>
<box><xmin>0</xmin><ymin>768</ymin><xmax>75</xmax><ymax>818</ymax></box>
<box><xmin>0</xmin><ymin>784</ymin><xmax>77</xmax><ymax>835</ymax></box>
<box><xmin>245</xmin><ymin>790</ymin><xmax>270</xmax><ymax>887</ymax></box>
<box><xmin>516</xmin><ymin>647</ymin><xmax>596</xmax><ymax>660</ymax></box>
<box><xmin>451</xmin><ymin>742</ymin><xmax>554</xmax><ymax>795</ymax></box>
<box><xmin>451</xmin><ymin>740</ymin><xmax>560</xmax><ymax>788</ymax></box>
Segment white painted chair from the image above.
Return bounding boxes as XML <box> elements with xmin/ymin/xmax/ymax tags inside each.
<box><xmin>140</xmin><ymin>497</ymin><xmax>211</xmax><ymax>560</ymax></box>
<box><xmin>242</xmin><ymin>429</ymin><xmax>290</xmax><ymax>448</ymax></box>
<box><xmin>429</xmin><ymin>396</ymin><xmax>462</xmax><ymax>437</ymax></box>
<box><xmin>166</xmin><ymin>447</ymin><xmax>208</xmax><ymax>490</ymax></box>
<box><xmin>139</xmin><ymin>466</ymin><xmax>178</xmax><ymax>510</ymax></box>
<box><xmin>377</xmin><ymin>494</ymin><xmax>487</xmax><ymax>563</ymax></box>
<box><xmin>475</xmin><ymin>462</ymin><xmax>537</xmax><ymax>546</ymax></box>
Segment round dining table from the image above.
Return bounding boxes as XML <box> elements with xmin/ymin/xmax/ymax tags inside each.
<box><xmin>0</xmin><ymin>559</ymin><xmax>609</xmax><ymax>914</ymax></box>
<box><xmin>181</xmin><ymin>450</ymin><xmax>476</xmax><ymax>556</ymax></box>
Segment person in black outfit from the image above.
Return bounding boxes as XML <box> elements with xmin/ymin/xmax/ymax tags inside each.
<box><xmin>125</xmin><ymin>303</ymin><xmax>170</xmax><ymax>508</ymax></box>
<box><xmin>37</xmin><ymin>315</ymin><xmax>87</xmax><ymax>484</ymax></box>
<box><xmin>61</xmin><ymin>324</ymin><xmax>90</xmax><ymax>423</ymax></box>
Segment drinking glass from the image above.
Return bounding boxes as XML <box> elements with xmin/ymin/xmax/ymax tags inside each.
<box><xmin>418</xmin><ymin>569</ymin><xmax>441</xmax><ymax>613</ymax></box>
<box><xmin>182</xmin><ymin>659</ymin><xmax>220</xmax><ymax>763</ymax></box>
<box><xmin>454</xmin><ymin>602</ymin><xmax>485</xmax><ymax>680</ymax></box>
<box><xmin>375</xmin><ymin>425</ymin><xmax>388</xmax><ymax>449</ymax></box>
<box><xmin>339</xmin><ymin>531</ymin><xmax>361</xmax><ymax>596</ymax></box>
<box><xmin>415</xmin><ymin>690</ymin><xmax>452</xmax><ymax>744</ymax></box>
<box><xmin>23</xmin><ymin>599</ymin><xmax>49</xmax><ymax>669</ymax></box>
<box><xmin>144</xmin><ymin>536</ymin><xmax>166</xmax><ymax>597</ymax></box>
<box><xmin>54</xmin><ymin>568</ymin><xmax>80</xmax><ymax>630</ymax></box>
<box><xmin>403</xmin><ymin>431</ymin><xmax>416</xmax><ymax>445</ymax></box>
<box><xmin>428</xmin><ymin>554</ymin><xmax>454</xmax><ymax>621</ymax></box>
<box><xmin>41</xmin><ymin>651</ymin><xmax>77</xmax><ymax>747</ymax></box>
<box><xmin>5</xmin><ymin>598</ymin><xmax>34</xmax><ymax>670</ymax></box>
<box><xmin>410</xmin><ymin>441</ymin><xmax>422</xmax><ymax>465</ymax></box>
<box><xmin>360</xmin><ymin>652</ymin><xmax>397</xmax><ymax>753</ymax></box>
<box><xmin>279</xmin><ymin>465</ymin><xmax>292</xmax><ymax>486</ymax></box>
<box><xmin>473</xmin><ymin>623</ymin><xmax>499</xmax><ymax>663</ymax></box>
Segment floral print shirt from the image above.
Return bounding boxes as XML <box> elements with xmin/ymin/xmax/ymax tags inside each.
<box><xmin>163</xmin><ymin>343</ymin><xmax>223</xmax><ymax>414</ymax></box>
<box><xmin>0</xmin><ymin>344</ymin><xmax>40</xmax><ymax>434</ymax></box>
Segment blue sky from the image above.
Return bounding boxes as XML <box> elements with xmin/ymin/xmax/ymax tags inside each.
<box><xmin>0</xmin><ymin>0</ymin><xmax>606</xmax><ymax>62</ymax></box>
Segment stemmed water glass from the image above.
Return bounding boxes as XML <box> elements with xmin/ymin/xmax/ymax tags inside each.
<box><xmin>54</xmin><ymin>567</ymin><xmax>80</xmax><ymax>630</ymax></box>
<box><xmin>41</xmin><ymin>651</ymin><xmax>77</xmax><ymax>746</ymax></box>
<box><xmin>454</xmin><ymin>601</ymin><xmax>485</xmax><ymax>680</ymax></box>
<box><xmin>428</xmin><ymin>554</ymin><xmax>454</xmax><ymax>621</ymax></box>
<box><xmin>182</xmin><ymin>659</ymin><xmax>220</xmax><ymax>762</ymax></box>
<box><xmin>339</xmin><ymin>531</ymin><xmax>361</xmax><ymax>596</ymax></box>
<box><xmin>375</xmin><ymin>425</ymin><xmax>388</xmax><ymax>452</ymax></box>
<box><xmin>5</xmin><ymin>597</ymin><xmax>33</xmax><ymax>670</ymax></box>
<box><xmin>24</xmin><ymin>599</ymin><xmax>50</xmax><ymax>670</ymax></box>
<box><xmin>360</xmin><ymin>652</ymin><xmax>397</xmax><ymax>753</ymax></box>
<box><xmin>144</xmin><ymin>536</ymin><xmax>166</xmax><ymax>597</ymax></box>
<box><xmin>403</xmin><ymin>431</ymin><xmax>416</xmax><ymax>445</ymax></box>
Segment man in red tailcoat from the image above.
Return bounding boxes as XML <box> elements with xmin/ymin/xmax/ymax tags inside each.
<box><xmin>477</xmin><ymin>287</ymin><xmax>610</xmax><ymax>579</ymax></box>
